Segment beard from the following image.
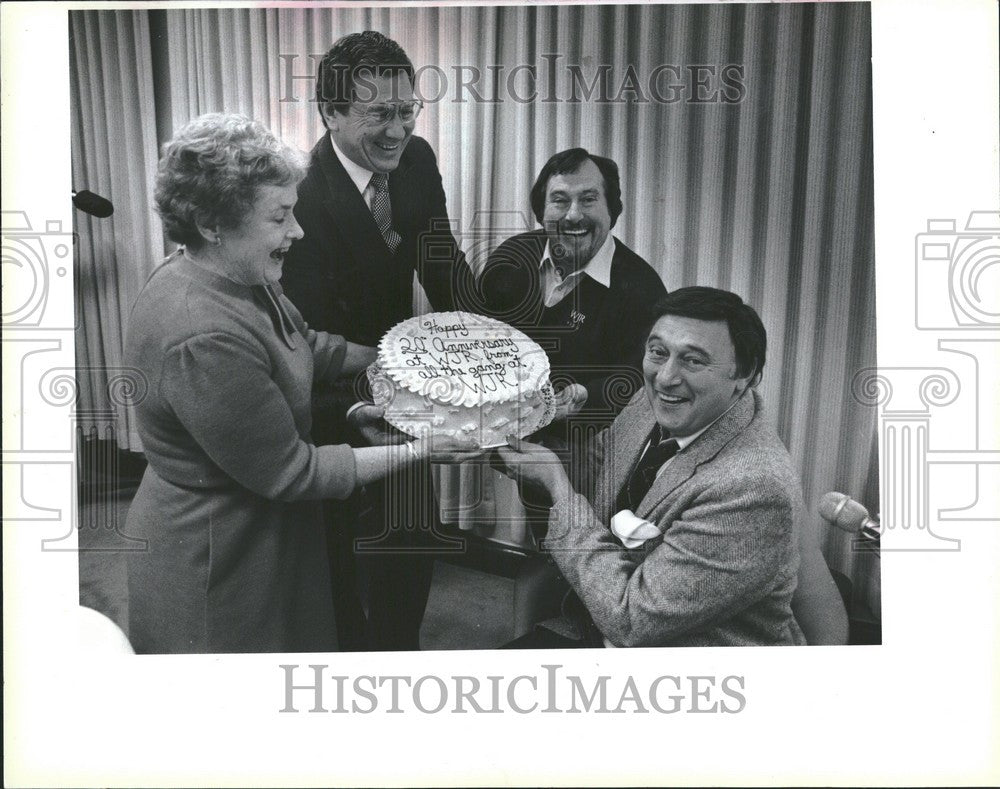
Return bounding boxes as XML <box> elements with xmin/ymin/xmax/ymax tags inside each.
<box><xmin>550</xmin><ymin>224</ymin><xmax>598</xmax><ymax>272</ymax></box>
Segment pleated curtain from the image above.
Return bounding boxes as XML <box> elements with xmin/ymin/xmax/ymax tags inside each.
<box><xmin>70</xmin><ymin>10</ymin><xmax>163</xmax><ymax>450</ymax></box>
<box><xmin>70</xmin><ymin>3</ymin><xmax>877</xmax><ymax>594</ymax></box>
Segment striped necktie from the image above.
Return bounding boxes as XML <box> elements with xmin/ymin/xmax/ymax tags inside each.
<box><xmin>368</xmin><ymin>172</ymin><xmax>402</xmax><ymax>252</ymax></box>
<box><xmin>617</xmin><ymin>428</ymin><xmax>680</xmax><ymax>513</ymax></box>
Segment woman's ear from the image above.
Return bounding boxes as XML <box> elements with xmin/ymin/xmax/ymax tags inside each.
<box><xmin>195</xmin><ymin>222</ymin><xmax>221</xmax><ymax>247</ymax></box>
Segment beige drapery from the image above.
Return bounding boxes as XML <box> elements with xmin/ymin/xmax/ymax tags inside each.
<box><xmin>70</xmin><ymin>10</ymin><xmax>163</xmax><ymax>449</ymax></box>
<box><xmin>71</xmin><ymin>3</ymin><xmax>877</xmax><ymax>595</ymax></box>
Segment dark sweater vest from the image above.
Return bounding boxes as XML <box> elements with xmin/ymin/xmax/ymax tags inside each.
<box><xmin>478</xmin><ymin>231</ymin><xmax>668</xmax><ymax>420</ymax></box>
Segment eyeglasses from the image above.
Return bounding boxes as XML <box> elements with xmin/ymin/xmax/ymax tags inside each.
<box><xmin>360</xmin><ymin>100</ymin><xmax>424</xmax><ymax>125</ymax></box>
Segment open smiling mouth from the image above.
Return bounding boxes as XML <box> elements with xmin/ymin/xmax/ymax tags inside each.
<box><xmin>656</xmin><ymin>393</ymin><xmax>689</xmax><ymax>406</ymax></box>
<box><xmin>270</xmin><ymin>248</ymin><xmax>290</xmax><ymax>261</ymax></box>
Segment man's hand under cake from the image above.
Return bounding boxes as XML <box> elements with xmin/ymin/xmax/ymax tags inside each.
<box><xmin>494</xmin><ymin>439</ymin><xmax>571</xmax><ymax>507</ymax></box>
<box><xmin>551</xmin><ymin>383</ymin><xmax>588</xmax><ymax>422</ymax></box>
<box><xmin>414</xmin><ymin>434</ymin><xmax>486</xmax><ymax>464</ymax></box>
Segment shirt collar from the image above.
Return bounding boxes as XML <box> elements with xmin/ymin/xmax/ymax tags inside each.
<box><xmin>329</xmin><ymin>133</ymin><xmax>375</xmax><ymax>195</ymax></box>
<box><xmin>539</xmin><ymin>232</ymin><xmax>615</xmax><ymax>288</ymax></box>
<box><xmin>673</xmin><ymin>421</ymin><xmax>712</xmax><ymax>451</ymax></box>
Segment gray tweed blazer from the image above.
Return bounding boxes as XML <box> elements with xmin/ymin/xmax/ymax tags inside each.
<box><xmin>545</xmin><ymin>388</ymin><xmax>806</xmax><ymax>648</ymax></box>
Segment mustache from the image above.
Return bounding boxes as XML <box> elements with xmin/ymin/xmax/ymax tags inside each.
<box><xmin>555</xmin><ymin>222</ymin><xmax>593</xmax><ymax>233</ymax></box>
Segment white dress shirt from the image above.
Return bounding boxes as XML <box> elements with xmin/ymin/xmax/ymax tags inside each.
<box><xmin>538</xmin><ymin>232</ymin><xmax>615</xmax><ymax>308</ymax></box>
<box><xmin>330</xmin><ymin>133</ymin><xmax>378</xmax><ymax>208</ymax></box>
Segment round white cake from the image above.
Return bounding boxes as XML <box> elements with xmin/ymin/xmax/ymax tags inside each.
<box><xmin>369</xmin><ymin>311</ymin><xmax>555</xmax><ymax>447</ymax></box>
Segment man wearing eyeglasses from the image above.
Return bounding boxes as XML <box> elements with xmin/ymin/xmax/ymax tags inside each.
<box><xmin>281</xmin><ymin>30</ymin><xmax>467</xmax><ymax>652</ymax></box>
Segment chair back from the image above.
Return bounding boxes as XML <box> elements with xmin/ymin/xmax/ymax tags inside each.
<box><xmin>791</xmin><ymin>504</ymin><xmax>850</xmax><ymax>645</ymax></box>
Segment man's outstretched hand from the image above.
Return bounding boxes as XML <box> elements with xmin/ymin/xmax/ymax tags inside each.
<box><xmin>552</xmin><ymin>383</ymin><xmax>587</xmax><ymax>422</ymax></box>
<box><xmin>493</xmin><ymin>437</ymin><xmax>572</xmax><ymax>507</ymax></box>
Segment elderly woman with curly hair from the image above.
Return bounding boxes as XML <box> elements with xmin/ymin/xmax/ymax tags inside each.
<box><xmin>125</xmin><ymin>114</ymin><xmax>472</xmax><ymax>654</ymax></box>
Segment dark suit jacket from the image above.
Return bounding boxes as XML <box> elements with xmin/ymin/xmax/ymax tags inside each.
<box><xmin>281</xmin><ymin>133</ymin><xmax>466</xmax><ymax>444</ymax></box>
<box><xmin>546</xmin><ymin>389</ymin><xmax>806</xmax><ymax>648</ymax></box>
<box><xmin>475</xmin><ymin>229</ymin><xmax>666</xmax><ymax>420</ymax></box>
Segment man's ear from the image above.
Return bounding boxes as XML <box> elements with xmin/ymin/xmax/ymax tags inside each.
<box><xmin>732</xmin><ymin>369</ymin><xmax>753</xmax><ymax>396</ymax></box>
<box><xmin>607</xmin><ymin>201</ymin><xmax>619</xmax><ymax>231</ymax></box>
<box><xmin>320</xmin><ymin>103</ymin><xmax>342</xmax><ymax>133</ymax></box>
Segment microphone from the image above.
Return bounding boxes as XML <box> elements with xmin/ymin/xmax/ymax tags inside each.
<box><xmin>72</xmin><ymin>190</ymin><xmax>114</xmax><ymax>218</ymax></box>
<box><xmin>819</xmin><ymin>492</ymin><xmax>881</xmax><ymax>541</ymax></box>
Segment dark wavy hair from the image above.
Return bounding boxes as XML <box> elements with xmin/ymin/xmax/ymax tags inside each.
<box><xmin>154</xmin><ymin>113</ymin><xmax>306</xmax><ymax>250</ymax></box>
<box><xmin>529</xmin><ymin>148</ymin><xmax>623</xmax><ymax>228</ymax></box>
<box><xmin>649</xmin><ymin>287</ymin><xmax>768</xmax><ymax>387</ymax></box>
<box><xmin>315</xmin><ymin>31</ymin><xmax>415</xmax><ymax>127</ymax></box>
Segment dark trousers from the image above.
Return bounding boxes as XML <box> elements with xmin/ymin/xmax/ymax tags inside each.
<box><xmin>357</xmin><ymin>533</ymin><xmax>436</xmax><ymax>651</ymax></box>
<box><xmin>326</xmin><ymin>459</ymin><xmax>444</xmax><ymax>652</ymax></box>
<box><xmin>324</xmin><ymin>500</ymin><xmax>367</xmax><ymax>651</ymax></box>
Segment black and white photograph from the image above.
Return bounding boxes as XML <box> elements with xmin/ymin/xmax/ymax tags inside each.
<box><xmin>71</xmin><ymin>2</ymin><xmax>879</xmax><ymax>655</ymax></box>
<box><xmin>3</xmin><ymin>0</ymin><xmax>998</xmax><ymax>786</ymax></box>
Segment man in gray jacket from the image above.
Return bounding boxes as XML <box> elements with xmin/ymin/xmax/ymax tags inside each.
<box><xmin>497</xmin><ymin>286</ymin><xmax>807</xmax><ymax>647</ymax></box>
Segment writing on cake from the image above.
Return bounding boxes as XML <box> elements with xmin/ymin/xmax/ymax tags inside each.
<box><xmin>371</xmin><ymin>311</ymin><xmax>555</xmax><ymax>446</ymax></box>
<box><xmin>399</xmin><ymin>317</ymin><xmax>529</xmax><ymax>394</ymax></box>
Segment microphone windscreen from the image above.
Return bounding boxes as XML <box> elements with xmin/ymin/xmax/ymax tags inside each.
<box><xmin>820</xmin><ymin>491</ymin><xmax>871</xmax><ymax>534</ymax></box>
<box><xmin>73</xmin><ymin>190</ymin><xmax>114</xmax><ymax>218</ymax></box>
<box><xmin>819</xmin><ymin>491</ymin><xmax>848</xmax><ymax>523</ymax></box>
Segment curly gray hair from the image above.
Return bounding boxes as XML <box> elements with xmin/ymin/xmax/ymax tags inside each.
<box><xmin>154</xmin><ymin>113</ymin><xmax>306</xmax><ymax>250</ymax></box>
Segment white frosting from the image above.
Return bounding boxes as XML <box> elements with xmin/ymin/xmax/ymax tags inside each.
<box><xmin>378</xmin><ymin>311</ymin><xmax>551</xmax><ymax>407</ymax></box>
<box><xmin>372</xmin><ymin>311</ymin><xmax>555</xmax><ymax>447</ymax></box>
